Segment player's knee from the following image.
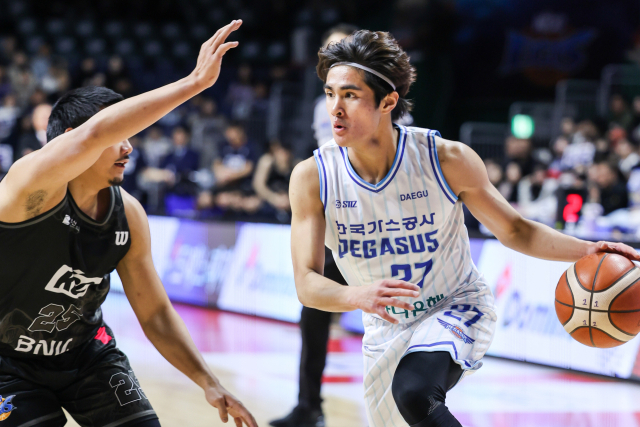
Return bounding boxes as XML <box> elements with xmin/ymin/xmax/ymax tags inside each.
<box><xmin>392</xmin><ymin>375</ymin><xmax>443</xmax><ymax>417</ymax></box>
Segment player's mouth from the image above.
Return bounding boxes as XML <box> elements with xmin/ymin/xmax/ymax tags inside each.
<box><xmin>333</xmin><ymin>123</ymin><xmax>347</xmax><ymax>135</ymax></box>
<box><xmin>114</xmin><ymin>160</ymin><xmax>129</xmax><ymax>169</ymax></box>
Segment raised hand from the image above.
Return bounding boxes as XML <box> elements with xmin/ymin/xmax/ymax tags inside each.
<box><xmin>350</xmin><ymin>279</ymin><xmax>420</xmax><ymax>324</ymax></box>
<box><xmin>592</xmin><ymin>241</ymin><xmax>640</xmax><ymax>262</ymax></box>
<box><xmin>190</xmin><ymin>20</ymin><xmax>243</xmax><ymax>89</ymax></box>
<box><xmin>205</xmin><ymin>383</ymin><xmax>258</xmax><ymax>427</ymax></box>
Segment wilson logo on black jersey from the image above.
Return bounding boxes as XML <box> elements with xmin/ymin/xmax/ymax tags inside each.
<box><xmin>44</xmin><ymin>265</ymin><xmax>103</xmax><ymax>299</ymax></box>
<box><xmin>115</xmin><ymin>231</ymin><xmax>129</xmax><ymax>246</ymax></box>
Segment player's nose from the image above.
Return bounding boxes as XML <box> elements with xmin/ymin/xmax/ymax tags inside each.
<box><xmin>122</xmin><ymin>139</ymin><xmax>133</xmax><ymax>155</ymax></box>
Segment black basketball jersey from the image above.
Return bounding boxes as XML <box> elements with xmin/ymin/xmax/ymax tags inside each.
<box><xmin>0</xmin><ymin>186</ymin><xmax>130</xmax><ymax>359</ymax></box>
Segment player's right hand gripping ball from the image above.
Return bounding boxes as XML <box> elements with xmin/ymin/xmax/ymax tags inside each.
<box><xmin>555</xmin><ymin>252</ymin><xmax>640</xmax><ymax>348</ymax></box>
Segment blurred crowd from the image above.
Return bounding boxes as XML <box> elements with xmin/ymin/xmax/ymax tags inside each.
<box><xmin>474</xmin><ymin>94</ymin><xmax>640</xmax><ymax>239</ymax></box>
<box><xmin>3</xmin><ymin>32</ymin><xmax>640</xmax><ymax>235</ymax></box>
<box><xmin>0</xmin><ymin>36</ymin><xmax>295</xmax><ymax>223</ymax></box>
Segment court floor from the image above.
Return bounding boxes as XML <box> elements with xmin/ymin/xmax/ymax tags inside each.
<box><xmin>66</xmin><ymin>292</ymin><xmax>640</xmax><ymax>427</ymax></box>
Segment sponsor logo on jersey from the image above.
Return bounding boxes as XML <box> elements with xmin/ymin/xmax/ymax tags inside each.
<box><xmin>95</xmin><ymin>326</ymin><xmax>112</xmax><ymax>345</ymax></box>
<box><xmin>44</xmin><ymin>265</ymin><xmax>103</xmax><ymax>299</ymax></box>
<box><xmin>335</xmin><ymin>200</ymin><xmax>357</xmax><ymax>209</ymax></box>
<box><xmin>62</xmin><ymin>214</ymin><xmax>80</xmax><ymax>233</ymax></box>
<box><xmin>14</xmin><ymin>335</ymin><xmax>73</xmax><ymax>356</ymax></box>
<box><xmin>0</xmin><ymin>395</ymin><xmax>15</xmax><ymax>421</ymax></box>
<box><xmin>437</xmin><ymin>318</ymin><xmax>475</xmax><ymax>344</ymax></box>
<box><xmin>115</xmin><ymin>231</ymin><xmax>129</xmax><ymax>246</ymax></box>
<box><xmin>400</xmin><ymin>190</ymin><xmax>428</xmax><ymax>201</ymax></box>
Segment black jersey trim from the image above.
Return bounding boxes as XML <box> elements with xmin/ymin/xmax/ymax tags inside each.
<box><xmin>69</xmin><ymin>186</ymin><xmax>116</xmax><ymax>226</ymax></box>
<box><xmin>0</xmin><ymin>194</ymin><xmax>68</xmax><ymax>229</ymax></box>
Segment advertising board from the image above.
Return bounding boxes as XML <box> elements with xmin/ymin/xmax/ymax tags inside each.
<box><xmin>113</xmin><ymin>216</ymin><xmax>640</xmax><ymax>378</ymax></box>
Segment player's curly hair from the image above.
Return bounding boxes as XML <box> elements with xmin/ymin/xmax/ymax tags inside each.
<box><xmin>316</xmin><ymin>30</ymin><xmax>416</xmax><ymax>122</ymax></box>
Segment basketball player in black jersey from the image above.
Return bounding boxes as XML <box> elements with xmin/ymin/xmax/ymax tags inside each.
<box><xmin>0</xmin><ymin>20</ymin><xmax>257</xmax><ymax>427</ymax></box>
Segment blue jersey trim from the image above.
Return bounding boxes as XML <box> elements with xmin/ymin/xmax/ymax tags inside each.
<box><xmin>407</xmin><ymin>341</ymin><xmax>458</xmax><ymax>360</ymax></box>
<box><xmin>428</xmin><ymin>132</ymin><xmax>457</xmax><ymax>204</ymax></box>
<box><xmin>338</xmin><ymin>125</ymin><xmax>407</xmax><ymax>193</ymax></box>
<box><xmin>313</xmin><ymin>150</ymin><xmax>327</xmax><ymax>210</ymax></box>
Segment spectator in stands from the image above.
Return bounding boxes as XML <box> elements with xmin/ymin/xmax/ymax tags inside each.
<box><xmin>498</xmin><ymin>161</ymin><xmax>522</xmax><ymax>203</ymax></box>
<box><xmin>484</xmin><ymin>159</ymin><xmax>503</xmax><ymax>188</ymax></box>
<box><xmin>0</xmin><ymin>93</ymin><xmax>20</xmax><ymax>149</ymax></box>
<box><xmin>188</xmin><ymin>97</ymin><xmax>227</xmax><ymax>169</ymax></box>
<box><xmin>40</xmin><ymin>60</ymin><xmax>71</xmax><ymax>99</ymax></box>
<box><xmin>8</xmin><ymin>53</ymin><xmax>36</xmax><ymax>109</ymax></box>
<box><xmin>76</xmin><ymin>57</ymin><xmax>99</xmax><ymax>87</ymax></box>
<box><xmin>630</xmin><ymin>96</ymin><xmax>640</xmax><ymax>143</ymax></box>
<box><xmin>0</xmin><ymin>66</ymin><xmax>10</xmax><ymax>99</ymax></box>
<box><xmin>159</xmin><ymin>126</ymin><xmax>200</xmax><ymax>195</ymax></box>
<box><xmin>517</xmin><ymin>163</ymin><xmax>558</xmax><ymax>224</ymax></box>
<box><xmin>614</xmin><ymin>137</ymin><xmax>640</xmax><ymax>177</ymax></box>
<box><xmin>590</xmin><ymin>161</ymin><xmax>629</xmax><ymax>215</ymax></box>
<box><xmin>31</xmin><ymin>44</ymin><xmax>53</xmax><ymax>82</ymax></box>
<box><xmin>142</xmin><ymin>126</ymin><xmax>173</xmax><ymax>167</ymax></box>
<box><xmin>504</xmin><ymin>136</ymin><xmax>534</xmax><ymax>177</ymax></box>
<box><xmin>198</xmin><ymin>122</ymin><xmax>262</xmax><ymax>214</ymax></box>
<box><xmin>0</xmin><ymin>36</ymin><xmax>17</xmax><ymax>66</ymax></box>
<box><xmin>609</xmin><ymin>94</ymin><xmax>634</xmax><ymax>130</ymax></box>
<box><xmin>17</xmin><ymin>103</ymin><xmax>51</xmax><ymax>158</ymax></box>
<box><xmin>226</xmin><ymin>64</ymin><xmax>255</xmax><ymax>121</ymax></box>
<box><xmin>548</xmin><ymin>136</ymin><xmax>569</xmax><ymax>177</ymax></box>
<box><xmin>560</xmin><ymin>117</ymin><xmax>576</xmax><ymax>140</ymax></box>
<box><xmin>121</xmin><ymin>135</ymin><xmax>148</xmax><ymax>202</ymax></box>
<box><xmin>560</xmin><ymin>121</ymin><xmax>597</xmax><ymax>173</ymax></box>
<box><xmin>253</xmin><ymin>139</ymin><xmax>294</xmax><ymax>222</ymax></box>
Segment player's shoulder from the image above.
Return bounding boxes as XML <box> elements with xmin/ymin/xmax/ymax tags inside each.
<box><xmin>119</xmin><ymin>187</ymin><xmax>148</xmax><ymax>226</ymax></box>
<box><xmin>433</xmin><ymin>134</ymin><xmax>471</xmax><ymax>168</ymax></box>
<box><xmin>291</xmin><ymin>157</ymin><xmax>320</xmax><ymax>186</ymax></box>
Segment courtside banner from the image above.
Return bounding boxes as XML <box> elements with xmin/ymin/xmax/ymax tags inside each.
<box><xmin>111</xmin><ymin>216</ymin><xmax>302</xmax><ymax>322</ymax></box>
<box><xmin>477</xmin><ymin>239</ymin><xmax>640</xmax><ymax>379</ymax></box>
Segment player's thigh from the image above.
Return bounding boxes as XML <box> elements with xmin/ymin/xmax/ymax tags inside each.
<box><xmin>408</xmin><ymin>297</ymin><xmax>497</xmax><ymax>374</ymax></box>
<box><xmin>58</xmin><ymin>347</ymin><xmax>157</xmax><ymax>427</ymax></box>
<box><xmin>0</xmin><ymin>372</ymin><xmax>66</xmax><ymax>427</ymax></box>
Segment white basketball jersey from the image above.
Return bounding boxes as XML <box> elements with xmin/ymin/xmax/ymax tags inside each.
<box><xmin>313</xmin><ymin>125</ymin><xmax>482</xmax><ymax>324</ymax></box>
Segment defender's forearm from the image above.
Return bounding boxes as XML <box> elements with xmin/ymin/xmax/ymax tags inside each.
<box><xmin>141</xmin><ymin>304</ymin><xmax>219</xmax><ymax>389</ymax></box>
<box><xmin>502</xmin><ymin>217</ymin><xmax>597</xmax><ymax>262</ymax></box>
<box><xmin>295</xmin><ymin>269</ymin><xmax>357</xmax><ymax>312</ymax></box>
<box><xmin>83</xmin><ymin>77</ymin><xmax>204</xmax><ymax>150</ymax></box>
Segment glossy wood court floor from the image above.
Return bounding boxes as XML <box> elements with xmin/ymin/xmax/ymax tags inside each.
<box><xmin>63</xmin><ymin>292</ymin><xmax>640</xmax><ymax>427</ymax></box>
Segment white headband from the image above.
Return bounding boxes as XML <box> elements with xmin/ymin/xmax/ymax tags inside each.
<box><xmin>330</xmin><ymin>62</ymin><xmax>396</xmax><ymax>91</ymax></box>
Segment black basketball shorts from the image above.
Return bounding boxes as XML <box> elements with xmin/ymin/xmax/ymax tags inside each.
<box><xmin>0</xmin><ymin>325</ymin><xmax>158</xmax><ymax>427</ymax></box>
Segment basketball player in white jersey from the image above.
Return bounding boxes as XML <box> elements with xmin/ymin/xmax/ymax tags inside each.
<box><xmin>289</xmin><ymin>30</ymin><xmax>640</xmax><ymax>427</ymax></box>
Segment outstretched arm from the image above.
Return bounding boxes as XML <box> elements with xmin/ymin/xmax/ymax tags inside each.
<box><xmin>289</xmin><ymin>158</ymin><xmax>419</xmax><ymax>323</ymax></box>
<box><xmin>437</xmin><ymin>137</ymin><xmax>640</xmax><ymax>263</ymax></box>
<box><xmin>116</xmin><ymin>191</ymin><xmax>256</xmax><ymax>427</ymax></box>
<box><xmin>1</xmin><ymin>21</ymin><xmax>242</xmax><ymax>214</ymax></box>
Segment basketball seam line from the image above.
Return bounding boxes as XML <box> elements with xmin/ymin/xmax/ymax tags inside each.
<box><xmin>589</xmin><ymin>254</ymin><xmax>608</xmax><ymax>347</ymax></box>
<box><xmin>607</xmin><ymin>275</ymin><xmax>640</xmax><ymax>338</ymax></box>
<box><xmin>566</xmin><ymin>325</ymin><xmax>625</xmax><ymax>343</ymax></box>
<box><xmin>590</xmin><ymin>267</ymin><xmax>639</xmax><ymax>293</ymax></box>
<box><xmin>554</xmin><ymin>299</ymin><xmax>640</xmax><ymax>313</ymax></box>
<box><xmin>607</xmin><ymin>274</ymin><xmax>640</xmax><ymax>312</ymax></box>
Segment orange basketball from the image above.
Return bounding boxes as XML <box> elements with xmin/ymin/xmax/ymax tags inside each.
<box><xmin>555</xmin><ymin>252</ymin><xmax>640</xmax><ymax>348</ymax></box>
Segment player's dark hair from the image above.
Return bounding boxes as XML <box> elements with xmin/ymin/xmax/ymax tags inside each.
<box><xmin>47</xmin><ymin>86</ymin><xmax>123</xmax><ymax>142</ymax></box>
<box><xmin>317</xmin><ymin>30</ymin><xmax>416</xmax><ymax>121</ymax></box>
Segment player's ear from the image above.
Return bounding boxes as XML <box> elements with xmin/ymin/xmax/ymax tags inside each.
<box><xmin>380</xmin><ymin>92</ymin><xmax>399</xmax><ymax>115</ymax></box>
<box><xmin>64</xmin><ymin>127</ymin><xmax>74</xmax><ymax>133</ymax></box>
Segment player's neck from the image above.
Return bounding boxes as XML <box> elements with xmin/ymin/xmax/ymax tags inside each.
<box><xmin>346</xmin><ymin>123</ymin><xmax>399</xmax><ymax>185</ymax></box>
<box><xmin>68</xmin><ymin>178</ymin><xmax>112</xmax><ymax>221</ymax></box>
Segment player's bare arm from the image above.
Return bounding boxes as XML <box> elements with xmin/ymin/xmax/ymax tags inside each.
<box><xmin>289</xmin><ymin>158</ymin><xmax>419</xmax><ymax>323</ymax></box>
<box><xmin>437</xmin><ymin>136</ymin><xmax>640</xmax><ymax>263</ymax></box>
<box><xmin>0</xmin><ymin>20</ymin><xmax>242</xmax><ymax>224</ymax></box>
<box><xmin>116</xmin><ymin>190</ymin><xmax>257</xmax><ymax>427</ymax></box>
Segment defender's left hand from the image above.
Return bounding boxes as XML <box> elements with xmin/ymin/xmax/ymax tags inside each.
<box><xmin>205</xmin><ymin>383</ymin><xmax>258</xmax><ymax>427</ymax></box>
<box><xmin>592</xmin><ymin>241</ymin><xmax>640</xmax><ymax>262</ymax></box>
